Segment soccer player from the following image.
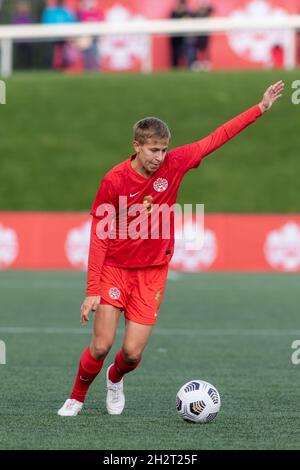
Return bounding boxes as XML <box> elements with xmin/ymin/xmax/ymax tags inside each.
<box><xmin>58</xmin><ymin>81</ymin><xmax>284</xmax><ymax>416</ymax></box>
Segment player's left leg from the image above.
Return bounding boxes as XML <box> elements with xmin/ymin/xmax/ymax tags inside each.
<box><xmin>106</xmin><ymin>320</ymin><xmax>153</xmax><ymax>415</ymax></box>
<box><xmin>105</xmin><ymin>264</ymin><xmax>168</xmax><ymax>415</ymax></box>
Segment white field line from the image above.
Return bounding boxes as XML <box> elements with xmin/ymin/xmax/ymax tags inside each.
<box><xmin>0</xmin><ymin>282</ymin><xmax>84</xmax><ymax>289</ymax></box>
<box><xmin>0</xmin><ymin>274</ymin><xmax>182</xmax><ymax>289</ymax></box>
<box><xmin>0</xmin><ymin>326</ymin><xmax>299</xmax><ymax>336</ymax></box>
<box><xmin>0</xmin><ymin>273</ymin><xmax>182</xmax><ymax>291</ymax></box>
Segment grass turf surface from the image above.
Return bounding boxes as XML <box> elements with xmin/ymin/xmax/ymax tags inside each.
<box><xmin>0</xmin><ymin>70</ymin><xmax>299</xmax><ymax>212</ymax></box>
<box><xmin>0</xmin><ymin>271</ymin><xmax>300</xmax><ymax>450</ymax></box>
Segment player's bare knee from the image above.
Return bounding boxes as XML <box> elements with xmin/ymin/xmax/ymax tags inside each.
<box><xmin>91</xmin><ymin>342</ymin><xmax>111</xmax><ymax>360</ymax></box>
<box><xmin>121</xmin><ymin>347</ymin><xmax>141</xmax><ymax>364</ymax></box>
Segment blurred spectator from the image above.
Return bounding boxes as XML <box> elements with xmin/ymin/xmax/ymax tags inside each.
<box><xmin>41</xmin><ymin>0</ymin><xmax>77</xmax><ymax>70</ymax></box>
<box><xmin>78</xmin><ymin>0</ymin><xmax>104</xmax><ymax>71</ymax></box>
<box><xmin>297</xmin><ymin>32</ymin><xmax>300</xmax><ymax>67</ymax></box>
<box><xmin>271</xmin><ymin>44</ymin><xmax>284</xmax><ymax>69</ymax></box>
<box><xmin>42</xmin><ymin>0</ymin><xmax>76</xmax><ymax>24</ymax></box>
<box><xmin>13</xmin><ymin>0</ymin><xmax>32</xmax><ymax>24</ymax></box>
<box><xmin>191</xmin><ymin>1</ymin><xmax>214</xmax><ymax>71</ymax></box>
<box><xmin>169</xmin><ymin>0</ymin><xmax>193</xmax><ymax>69</ymax></box>
<box><xmin>79</xmin><ymin>0</ymin><xmax>104</xmax><ymax>22</ymax></box>
<box><xmin>13</xmin><ymin>1</ymin><xmax>33</xmax><ymax>69</ymax></box>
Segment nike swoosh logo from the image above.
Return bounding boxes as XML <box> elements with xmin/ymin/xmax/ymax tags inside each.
<box><xmin>80</xmin><ymin>375</ymin><xmax>90</xmax><ymax>382</ymax></box>
<box><xmin>130</xmin><ymin>192</ymin><xmax>140</xmax><ymax>198</ymax></box>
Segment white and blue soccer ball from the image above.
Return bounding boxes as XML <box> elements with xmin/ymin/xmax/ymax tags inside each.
<box><xmin>176</xmin><ymin>380</ymin><xmax>221</xmax><ymax>424</ymax></box>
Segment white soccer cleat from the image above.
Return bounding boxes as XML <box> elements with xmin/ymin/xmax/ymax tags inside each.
<box><xmin>57</xmin><ymin>398</ymin><xmax>83</xmax><ymax>417</ymax></box>
<box><xmin>106</xmin><ymin>365</ymin><xmax>125</xmax><ymax>415</ymax></box>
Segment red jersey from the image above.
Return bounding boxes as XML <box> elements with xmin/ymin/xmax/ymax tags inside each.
<box><xmin>87</xmin><ymin>105</ymin><xmax>262</xmax><ymax>295</ymax></box>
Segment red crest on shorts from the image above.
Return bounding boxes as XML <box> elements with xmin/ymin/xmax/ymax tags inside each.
<box><xmin>153</xmin><ymin>178</ymin><xmax>168</xmax><ymax>192</ymax></box>
<box><xmin>109</xmin><ymin>287</ymin><xmax>121</xmax><ymax>300</ymax></box>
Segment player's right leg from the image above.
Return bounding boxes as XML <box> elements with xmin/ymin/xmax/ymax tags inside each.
<box><xmin>57</xmin><ymin>304</ymin><xmax>121</xmax><ymax>416</ymax></box>
<box><xmin>106</xmin><ymin>319</ymin><xmax>154</xmax><ymax>415</ymax></box>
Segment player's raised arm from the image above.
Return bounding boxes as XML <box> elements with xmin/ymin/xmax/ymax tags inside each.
<box><xmin>170</xmin><ymin>81</ymin><xmax>285</xmax><ymax>174</ymax></box>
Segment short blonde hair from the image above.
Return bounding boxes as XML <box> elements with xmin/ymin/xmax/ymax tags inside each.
<box><xmin>133</xmin><ymin>117</ymin><xmax>171</xmax><ymax>144</ymax></box>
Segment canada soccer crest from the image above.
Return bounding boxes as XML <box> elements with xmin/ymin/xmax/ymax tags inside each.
<box><xmin>109</xmin><ymin>287</ymin><xmax>121</xmax><ymax>300</ymax></box>
<box><xmin>264</xmin><ymin>222</ymin><xmax>300</xmax><ymax>271</ymax></box>
<box><xmin>153</xmin><ymin>178</ymin><xmax>168</xmax><ymax>192</ymax></box>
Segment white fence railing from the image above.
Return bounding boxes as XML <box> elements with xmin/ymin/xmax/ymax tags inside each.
<box><xmin>1</xmin><ymin>15</ymin><xmax>300</xmax><ymax>76</ymax></box>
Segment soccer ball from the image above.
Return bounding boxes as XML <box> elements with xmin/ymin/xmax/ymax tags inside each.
<box><xmin>176</xmin><ymin>380</ymin><xmax>221</xmax><ymax>424</ymax></box>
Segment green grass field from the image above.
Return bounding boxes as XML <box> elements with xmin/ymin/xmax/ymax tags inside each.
<box><xmin>1</xmin><ymin>271</ymin><xmax>300</xmax><ymax>450</ymax></box>
<box><xmin>0</xmin><ymin>70</ymin><xmax>299</xmax><ymax>212</ymax></box>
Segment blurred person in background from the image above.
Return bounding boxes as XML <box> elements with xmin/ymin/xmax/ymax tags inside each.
<box><xmin>78</xmin><ymin>0</ymin><xmax>104</xmax><ymax>71</ymax></box>
<box><xmin>191</xmin><ymin>1</ymin><xmax>214</xmax><ymax>71</ymax></box>
<box><xmin>169</xmin><ymin>0</ymin><xmax>193</xmax><ymax>69</ymax></box>
<box><xmin>12</xmin><ymin>0</ymin><xmax>33</xmax><ymax>69</ymax></box>
<box><xmin>270</xmin><ymin>44</ymin><xmax>284</xmax><ymax>69</ymax></box>
<box><xmin>41</xmin><ymin>0</ymin><xmax>76</xmax><ymax>70</ymax></box>
<box><xmin>13</xmin><ymin>0</ymin><xmax>32</xmax><ymax>24</ymax></box>
<box><xmin>42</xmin><ymin>0</ymin><xmax>76</xmax><ymax>24</ymax></box>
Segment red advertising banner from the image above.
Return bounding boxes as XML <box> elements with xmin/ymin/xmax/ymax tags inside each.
<box><xmin>1</xmin><ymin>212</ymin><xmax>300</xmax><ymax>272</ymax></box>
<box><xmin>46</xmin><ymin>0</ymin><xmax>299</xmax><ymax>71</ymax></box>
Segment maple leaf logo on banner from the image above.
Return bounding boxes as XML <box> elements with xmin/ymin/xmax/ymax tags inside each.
<box><xmin>227</xmin><ymin>0</ymin><xmax>289</xmax><ymax>65</ymax></box>
<box><xmin>65</xmin><ymin>221</ymin><xmax>91</xmax><ymax>270</ymax></box>
<box><xmin>264</xmin><ymin>222</ymin><xmax>300</xmax><ymax>271</ymax></box>
<box><xmin>171</xmin><ymin>220</ymin><xmax>217</xmax><ymax>272</ymax></box>
<box><xmin>100</xmin><ymin>4</ymin><xmax>149</xmax><ymax>71</ymax></box>
<box><xmin>0</xmin><ymin>224</ymin><xmax>18</xmax><ymax>269</ymax></box>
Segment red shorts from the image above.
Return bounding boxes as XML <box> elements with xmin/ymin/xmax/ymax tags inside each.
<box><xmin>99</xmin><ymin>264</ymin><xmax>169</xmax><ymax>325</ymax></box>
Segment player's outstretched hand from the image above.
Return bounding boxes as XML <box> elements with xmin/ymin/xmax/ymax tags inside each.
<box><xmin>80</xmin><ymin>295</ymin><xmax>100</xmax><ymax>325</ymax></box>
<box><xmin>259</xmin><ymin>80</ymin><xmax>284</xmax><ymax>113</ymax></box>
